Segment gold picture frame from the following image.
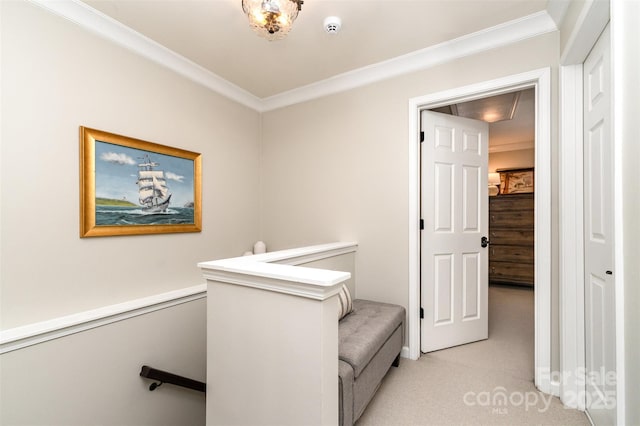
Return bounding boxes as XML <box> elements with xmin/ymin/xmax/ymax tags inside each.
<box><xmin>80</xmin><ymin>126</ymin><xmax>202</xmax><ymax>237</ymax></box>
<box><xmin>498</xmin><ymin>167</ymin><xmax>534</xmax><ymax>194</ymax></box>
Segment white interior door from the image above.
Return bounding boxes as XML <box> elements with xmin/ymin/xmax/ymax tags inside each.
<box><xmin>583</xmin><ymin>24</ymin><xmax>616</xmax><ymax>426</ymax></box>
<box><xmin>420</xmin><ymin>110</ymin><xmax>489</xmax><ymax>353</ymax></box>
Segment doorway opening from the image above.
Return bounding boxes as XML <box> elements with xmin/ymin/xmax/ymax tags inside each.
<box><xmin>407</xmin><ymin>68</ymin><xmax>553</xmax><ymax>395</ymax></box>
<box><xmin>422</xmin><ymin>88</ymin><xmax>536</xmax><ymax>379</ymax></box>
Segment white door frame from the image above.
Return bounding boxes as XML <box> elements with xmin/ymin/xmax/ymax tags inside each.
<box><xmin>559</xmin><ymin>0</ymin><xmax>625</xmax><ymax>421</ymax></box>
<box><xmin>408</xmin><ymin>67</ymin><xmax>553</xmax><ymax>394</ymax></box>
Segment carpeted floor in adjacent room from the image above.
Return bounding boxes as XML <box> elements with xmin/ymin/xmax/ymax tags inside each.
<box><xmin>357</xmin><ymin>285</ymin><xmax>590</xmax><ymax>426</ymax></box>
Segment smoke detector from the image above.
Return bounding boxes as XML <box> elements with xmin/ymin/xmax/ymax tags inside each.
<box><xmin>323</xmin><ymin>16</ymin><xmax>342</xmax><ymax>34</ymax></box>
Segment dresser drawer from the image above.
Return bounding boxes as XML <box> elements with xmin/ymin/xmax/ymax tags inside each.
<box><xmin>489</xmin><ymin>261</ymin><xmax>534</xmax><ymax>285</ymax></box>
<box><xmin>490</xmin><ymin>210</ymin><xmax>533</xmax><ymax>228</ymax></box>
<box><xmin>489</xmin><ymin>244</ymin><xmax>534</xmax><ymax>263</ymax></box>
<box><xmin>489</xmin><ymin>194</ymin><xmax>534</xmax><ymax>211</ymax></box>
<box><xmin>489</xmin><ymin>229</ymin><xmax>534</xmax><ymax>246</ymax></box>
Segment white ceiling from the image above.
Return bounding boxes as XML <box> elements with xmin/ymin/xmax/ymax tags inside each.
<box><xmin>489</xmin><ymin>88</ymin><xmax>535</xmax><ymax>149</ymax></box>
<box><xmin>432</xmin><ymin>88</ymin><xmax>535</xmax><ymax>150</ymax></box>
<box><xmin>82</xmin><ymin>0</ymin><xmax>550</xmax><ymax>98</ymax></box>
<box><xmin>59</xmin><ymin>0</ymin><xmax>552</xmax><ymax>149</ymax></box>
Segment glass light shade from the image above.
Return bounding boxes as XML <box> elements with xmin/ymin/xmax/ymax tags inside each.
<box><xmin>242</xmin><ymin>0</ymin><xmax>301</xmax><ymax>41</ymax></box>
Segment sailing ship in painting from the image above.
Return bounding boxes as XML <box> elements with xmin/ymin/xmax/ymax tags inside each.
<box><xmin>137</xmin><ymin>154</ymin><xmax>172</xmax><ymax>213</ymax></box>
<box><xmin>93</xmin><ymin>142</ymin><xmax>195</xmax><ymax>227</ymax></box>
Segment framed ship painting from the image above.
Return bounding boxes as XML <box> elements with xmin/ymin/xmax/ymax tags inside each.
<box><xmin>80</xmin><ymin>127</ymin><xmax>202</xmax><ymax>237</ymax></box>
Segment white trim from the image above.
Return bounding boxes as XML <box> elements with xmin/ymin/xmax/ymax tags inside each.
<box><xmin>488</xmin><ymin>140</ymin><xmax>535</xmax><ymax>153</ymax></box>
<box><xmin>557</xmin><ymin>0</ymin><xmax>611</xmax><ymax>415</ymax></box>
<box><xmin>559</xmin><ymin>63</ymin><xmax>586</xmax><ymax>410</ymax></box>
<box><xmin>408</xmin><ymin>69</ymin><xmax>553</xmax><ymax>396</ymax></box>
<box><xmin>611</xmin><ymin>3</ymin><xmax>627</xmax><ymax>421</ymax></box>
<box><xmin>27</xmin><ymin>0</ymin><xmax>263</xmax><ymax>111</ymax></box>
<box><xmin>199</xmin><ymin>242</ymin><xmax>356</xmax><ymax>301</ymax></box>
<box><xmin>0</xmin><ymin>243</ymin><xmax>357</xmax><ymax>355</ymax></box>
<box><xmin>246</xmin><ymin>242</ymin><xmax>357</xmax><ymax>266</ymax></box>
<box><xmin>200</xmin><ymin>268</ymin><xmax>344</xmax><ymax>301</ymax></box>
<box><xmin>407</xmin><ymin>98</ymin><xmax>421</xmax><ymax>361</ymax></box>
<box><xmin>262</xmin><ymin>11</ymin><xmax>557</xmax><ymax>111</ymax></box>
<box><xmin>533</xmin><ymin>68</ymin><xmax>553</xmax><ymax>396</ymax></box>
<box><xmin>28</xmin><ymin>0</ymin><xmax>557</xmax><ymax>113</ymax></box>
<box><xmin>0</xmin><ymin>284</ymin><xmax>207</xmax><ymax>354</ymax></box>
<box><xmin>401</xmin><ymin>346</ymin><xmax>410</xmax><ymax>360</ymax></box>
<box><xmin>559</xmin><ymin>0</ymin><xmax>610</xmax><ymax>65</ymax></box>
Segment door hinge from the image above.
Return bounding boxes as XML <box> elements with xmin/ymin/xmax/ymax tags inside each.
<box><xmin>420</xmin><ymin>307</ymin><xmax>424</xmax><ymax>319</ymax></box>
<box><xmin>420</xmin><ymin>219</ymin><xmax>424</xmax><ymax>230</ymax></box>
<box><xmin>420</xmin><ymin>131</ymin><xmax>424</xmax><ymax>143</ymax></box>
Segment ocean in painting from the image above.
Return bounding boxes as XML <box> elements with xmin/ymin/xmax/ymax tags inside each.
<box><xmin>96</xmin><ymin>205</ymin><xmax>195</xmax><ymax>226</ymax></box>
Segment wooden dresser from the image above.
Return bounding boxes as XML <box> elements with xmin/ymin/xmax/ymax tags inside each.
<box><xmin>488</xmin><ymin>193</ymin><xmax>534</xmax><ymax>287</ymax></box>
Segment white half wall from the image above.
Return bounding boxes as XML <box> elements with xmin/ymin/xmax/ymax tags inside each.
<box><xmin>199</xmin><ymin>243</ymin><xmax>355</xmax><ymax>425</ymax></box>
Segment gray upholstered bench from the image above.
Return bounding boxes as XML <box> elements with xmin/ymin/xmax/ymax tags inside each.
<box><xmin>338</xmin><ymin>299</ymin><xmax>405</xmax><ymax>426</ymax></box>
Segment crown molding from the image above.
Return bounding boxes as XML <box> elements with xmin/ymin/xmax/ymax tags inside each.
<box><xmin>262</xmin><ymin>11</ymin><xmax>558</xmax><ymax>111</ymax></box>
<box><xmin>27</xmin><ymin>0</ymin><xmax>264</xmax><ymax>111</ymax></box>
<box><xmin>29</xmin><ymin>0</ymin><xmax>557</xmax><ymax>113</ymax></box>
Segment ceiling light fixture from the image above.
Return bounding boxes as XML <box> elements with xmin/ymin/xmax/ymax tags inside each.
<box><xmin>241</xmin><ymin>0</ymin><xmax>304</xmax><ymax>41</ymax></box>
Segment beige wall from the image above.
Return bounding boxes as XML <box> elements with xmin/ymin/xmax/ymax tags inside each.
<box><xmin>301</xmin><ymin>252</ymin><xmax>357</xmax><ymax>299</ymax></box>
<box><xmin>0</xmin><ymin>0</ymin><xmax>261</xmax><ymax>328</ymax></box>
<box><xmin>1</xmin><ymin>300</ymin><xmax>206</xmax><ymax>426</ymax></box>
<box><xmin>1</xmin><ymin>2</ymin><xmax>259</xmax><ymax>424</ymax></box>
<box><xmin>260</xmin><ymin>32</ymin><xmax>560</xmax><ymax>366</ymax></box>
<box><xmin>489</xmin><ymin>148</ymin><xmax>535</xmax><ymax>173</ymax></box>
<box><xmin>11</xmin><ymin>0</ymin><xmax>639</xmax><ymax>423</ymax></box>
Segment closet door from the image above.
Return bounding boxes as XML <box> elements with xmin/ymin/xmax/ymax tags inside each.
<box><xmin>583</xmin><ymin>24</ymin><xmax>616</xmax><ymax>426</ymax></box>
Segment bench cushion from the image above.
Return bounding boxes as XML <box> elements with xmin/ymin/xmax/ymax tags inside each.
<box><xmin>338</xmin><ymin>299</ymin><xmax>405</xmax><ymax>378</ymax></box>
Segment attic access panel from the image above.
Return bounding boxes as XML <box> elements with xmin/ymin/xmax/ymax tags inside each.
<box><xmin>429</xmin><ymin>90</ymin><xmax>526</xmax><ymax>124</ymax></box>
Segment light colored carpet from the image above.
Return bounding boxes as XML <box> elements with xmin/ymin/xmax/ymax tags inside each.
<box><xmin>357</xmin><ymin>285</ymin><xmax>590</xmax><ymax>426</ymax></box>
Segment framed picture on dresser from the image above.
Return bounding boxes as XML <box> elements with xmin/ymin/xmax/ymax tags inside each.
<box><xmin>497</xmin><ymin>167</ymin><xmax>534</xmax><ymax>194</ymax></box>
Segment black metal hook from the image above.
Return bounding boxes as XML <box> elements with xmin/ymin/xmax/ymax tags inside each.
<box><xmin>149</xmin><ymin>381</ymin><xmax>163</xmax><ymax>391</ymax></box>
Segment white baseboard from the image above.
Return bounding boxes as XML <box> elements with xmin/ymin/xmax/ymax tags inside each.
<box><xmin>401</xmin><ymin>345</ymin><xmax>412</xmax><ymax>360</ymax></box>
<box><xmin>0</xmin><ymin>284</ymin><xmax>207</xmax><ymax>354</ymax></box>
